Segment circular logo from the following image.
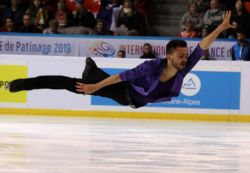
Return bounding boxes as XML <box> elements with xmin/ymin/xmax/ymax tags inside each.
<box><xmin>89</xmin><ymin>41</ymin><xmax>115</xmax><ymax>57</ymax></box>
<box><xmin>181</xmin><ymin>73</ymin><xmax>201</xmax><ymax>96</ymax></box>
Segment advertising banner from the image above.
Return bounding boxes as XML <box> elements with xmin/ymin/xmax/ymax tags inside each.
<box><xmin>0</xmin><ymin>65</ymin><xmax>27</xmax><ymax>103</ymax></box>
<box><xmin>0</xmin><ymin>34</ymin><xmax>236</xmax><ymax>60</ymax></box>
<box><xmin>79</xmin><ymin>38</ymin><xmax>235</xmax><ymax>60</ymax></box>
<box><xmin>0</xmin><ymin>34</ymin><xmax>78</xmax><ymax>56</ymax></box>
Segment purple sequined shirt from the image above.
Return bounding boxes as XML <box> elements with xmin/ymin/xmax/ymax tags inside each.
<box><xmin>119</xmin><ymin>44</ymin><xmax>205</xmax><ymax>105</ymax></box>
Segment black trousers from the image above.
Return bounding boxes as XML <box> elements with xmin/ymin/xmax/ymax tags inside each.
<box><xmin>24</xmin><ymin>67</ymin><xmax>131</xmax><ymax>106</ymax></box>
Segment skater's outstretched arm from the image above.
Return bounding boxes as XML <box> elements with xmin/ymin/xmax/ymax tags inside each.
<box><xmin>76</xmin><ymin>58</ymin><xmax>157</xmax><ymax>94</ymax></box>
<box><xmin>76</xmin><ymin>74</ymin><xmax>121</xmax><ymax>94</ymax></box>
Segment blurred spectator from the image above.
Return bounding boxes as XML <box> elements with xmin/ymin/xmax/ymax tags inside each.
<box><xmin>43</xmin><ymin>19</ymin><xmax>60</xmax><ymax>34</ymax></box>
<box><xmin>97</xmin><ymin>0</ymin><xmax>114</xmax><ymax>32</ymax></box>
<box><xmin>0</xmin><ymin>17</ymin><xmax>16</xmax><ymax>32</ymax></box>
<box><xmin>135</xmin><ymin>0</ymin><xmax>149</xmax><ymax>35</ymax></box>
<box><xmin>55</xmin><ymin>0</ymin><xmax>72</xmax><ymax>28</ymax></box>
<box><xmin>26</xmin><ymin>0</ymin><xmax>48</xmax><ymax>31</ymax></box>
<box><xmin>117</xmin><ymin>50</ymin><xmax>126</xmax><ymax>58</ymax></box>
<box><xmin>135</xmin><ymin>0</ymin><xmax>148</xmax><ymax>15</ymax></box>
<box><xmin>110</xmin><ymin>4</ymin><xmax>122</xmax><ymax>33</ymax></box>
<box><xmin>90</xmin><ymin>19</ymin><xmax>109</xmax><ymax>35</ymax></box>
<box><xmin>36</xmin><ymin>6</ymin><xmax>48</xmax><ymax>31</ymax></box>
<box><xmin>116</xmin><ymin>0</ymin><xmax>140</xmax><ymax>34</ymax></box>
<box><xmin>203</xmin><ymin>0</ymin><xmax>223</xmax><ymax>31</ymax></box>
<box><xmin>113</xmin><ymin>0</ymin><xmax>123</xmax><ymax>7</ymax></box>
<box><xmin>231</xmin><ymin>0</ymin><xmax>250</xmax><ymax>38</ymax></box>
<box><xmin>0</xmin><ymin>6</ymin><xmax>5</xmax><ymax>26</ymax></box>
<box><xmin>179</xmin><ymin>21</ymin><xmax>198</xmax><ymax>38</ymax></box>
<box><xmin>190</xmin><ymin>0</ymin><xmax>210</xmax><ymax>14</ymax></box>
<box><xmin>243</xmin><ymin>0</ymin><xmax>250</xmax><ymax>14</ymax></box>
<box><xmin>232</xmin><ymin>30</ymin><xmax>250</xmax><ymax>61</ymax></box>
<box><xmin>4</xmin><ymin>0</ymin><xmax>24</xmax><ymax>26</ymax></box>
<box><xmin>43</xmin><ymin>0</ymin><xmax>58</xmax><ymax>21</ymax></box>
<box><xmin>20</xmin><ymin>0</ymin><xmax>31</xmax><ymax>10</ymax></box>
<box><xmin>219</xmin><ymin>0</ymin><xmax>235</xmax><ymax>10</ymax></box>
<box><xmin>180</xmin><ymin>2</ymin><xmax>203</xmax><ymax>32</ymax></box>
<box><xmin>18</xmin><ymin>13</ymin><xmax>40</xmax><ymax>33</ymax></box>
<box><xmin>0</xmin><ymin>0</ymin><xmax>9</xmax><ymax>7</ymax></box>
<box><xmin>228</xmin><ymin>21</ymin><xmax>238</xmax><ymax>38</ymax></box>
<box><xmin>201</xmin><ymin>24</ymin><xmax>211</xmax><ymax>37</ymax></box>
<box><xmin>140</xmin><ymin>43</ymin><xmax>157</xmax><ymax>59</ymax></box>
<box><xmin>128</xmin><ymin>29</ymin><xmax>139</xmax><ymax>36</ymax></box>
<box><xmin>70</xmin><ymin>0</ymin><xmax>96</xmax><ymax>29</ymax></box>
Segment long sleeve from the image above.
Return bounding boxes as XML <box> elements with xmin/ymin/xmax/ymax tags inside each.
<box><xmin>119</xmin><ymin>59</ymin><xmax>158</xmax><ymax>81</ymax></box>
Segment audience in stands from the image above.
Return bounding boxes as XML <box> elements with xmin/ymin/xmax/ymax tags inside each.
<box><xmin>117</xmin><ymin>50</ymin><xmax>126</xmax><ymax>58</ymax></box>
<box><xmin>243</xmin><ymin>0</ymin><xmax>250</xmax><ymax>14</ymax></box>
<box><xmin>190</xmin><ymin>0</ymin><xmax>210</xmax><ymax>14</ymax></box>
<box><xmin>55</xmin><ymin>0</ymin><xmax>71</xmax><ymax>28</ymax></box>
<box><xmin>0</xmin><ymin>17</ymin><xmax>15</xmax><ymax>32</ymax></box>
<box><xmin>116</xmin><ymin>0</ymin><xmax>139</xmax><ymax>35</ymax></box>
<box><xmin>18</xmin><ymin>13</ymin><xmax>40</xmax><ymax>33</ymax></box>
<box><xmin>140</xmin><ymin>43</ymin><xmax>157</xmax><ymax>59</ymax></box>
<box><xmin>134</xmin><ymin>0</ymin><xmax>148</xmax><ymax>35</ymax></box>
<box><xmin>43</xmin><ymin>19</ymin><xmax>60</xmax><ymax>34</ymax></box>
<box><xmin>44</xmin><ymin>0</ymin><xmax>58</xmax><ymax>21</ymax></box>
<box><xmin>70</xmin><ymin>0</ymin><xmax>96</xmax><ymax>29</ymax></box>
<box><xmin>231</xmin><ymin>0</ymin><xmax>250</xmax><ymax>38</ymax></box>
<box><xmin>26</xmin><ymin>0</ymin><xmax>48</xmax><ymax>31</ymax></box>
<box><xmin>4</xmin><ymin>0</ymin><xmax>24</xmax><ymax>26</ymax></box>
<box><xmin>0</xmin><ymin>0</ymin><xmax>150</xmax><ymax>36</ymax></box>
<box><xmin>179</xmin><ymin>21</ymin><xmax>198</xmax><ymax>38</ymax></box>
<box><xmin>203</xmin><ymin>0</ymin><xmax>224</xmax><ymax>31</ymax></box>
<box><xmin>201</xmin><ymin>24</ymin><xmax>211</xmax><ymax>38</ymax></box>
<box><xmin>90</xmin><ymin>19</ymin><xmax>109</xmax><ymax>35</ymax></box>
<box><xmin>232</xmin><ymin>30</ymin><xmax>250</xmax><ymax>61</ymax></box>
<box><xmin>96</xmin><ymin>0</ymin><xmax>114</xmax><ymax>33</ymax></box>
<box><xmin>180</xmin><ymin>2</ymin><xmax>203</xmax><ymax>33</ymax></box>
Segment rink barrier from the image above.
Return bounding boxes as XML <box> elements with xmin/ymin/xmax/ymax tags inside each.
<box><xmin>1</xmin><ymin>55</ymin><xmax>250</xmax><ymax>122</ymax></box>
<box><xmin>1</xmin><ymin>108</ymin><xmax>250</xmax><ymax>122</ymax></box>
<box><xmin>0</xmin><ymin>108</ymin><xmax>240</xmax><ymax>122</ymax></box>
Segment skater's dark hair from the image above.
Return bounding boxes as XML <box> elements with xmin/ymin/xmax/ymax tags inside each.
<box><xmin>166</xmin><ymin>40</ymin><xmax>187</xmax><ymax>55</ymax></box>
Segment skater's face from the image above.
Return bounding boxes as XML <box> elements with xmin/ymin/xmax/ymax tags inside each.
<box><xmin>168</xmin><ymin>47</ymin><xmax>188</xmax><ymax>70</ymax></box>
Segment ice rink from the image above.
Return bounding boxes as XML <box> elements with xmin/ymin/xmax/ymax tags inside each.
<box><xmin>1</xmin><ymin>115</ymin><xmax>250</xmax><ymax>173</ymax></box>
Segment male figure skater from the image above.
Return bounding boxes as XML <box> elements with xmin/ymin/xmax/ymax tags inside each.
<box><xmin>8</xmin><ymin>11</ymin><xmax>235</xmax><ymax>108</ymax></box>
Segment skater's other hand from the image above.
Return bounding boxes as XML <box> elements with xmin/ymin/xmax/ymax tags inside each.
<box><xmin>75</xmin><ymin>82</ymin><xmax>100</xmax><ymax>94</ymax></box>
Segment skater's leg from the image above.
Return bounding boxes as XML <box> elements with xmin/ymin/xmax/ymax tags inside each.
<box><xmin>8</xmin><ymin>76</ymin><xmax>82</xmax><ymax>94</ymax></box>
<box><xmin>9</xmin><ymin>75</ymin><xmax>130</xmax><ymax>105</ymax></box>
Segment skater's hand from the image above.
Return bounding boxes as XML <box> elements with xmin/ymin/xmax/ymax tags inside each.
<box><xmin>219</xmin><ymin>11</ymin><xmax>235</xmax><ymax>30</ymax></box>
<box><xmin>75</xmin><ymin>82</ymin><xmax>100</xmax><ymax>94</ymax></box>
